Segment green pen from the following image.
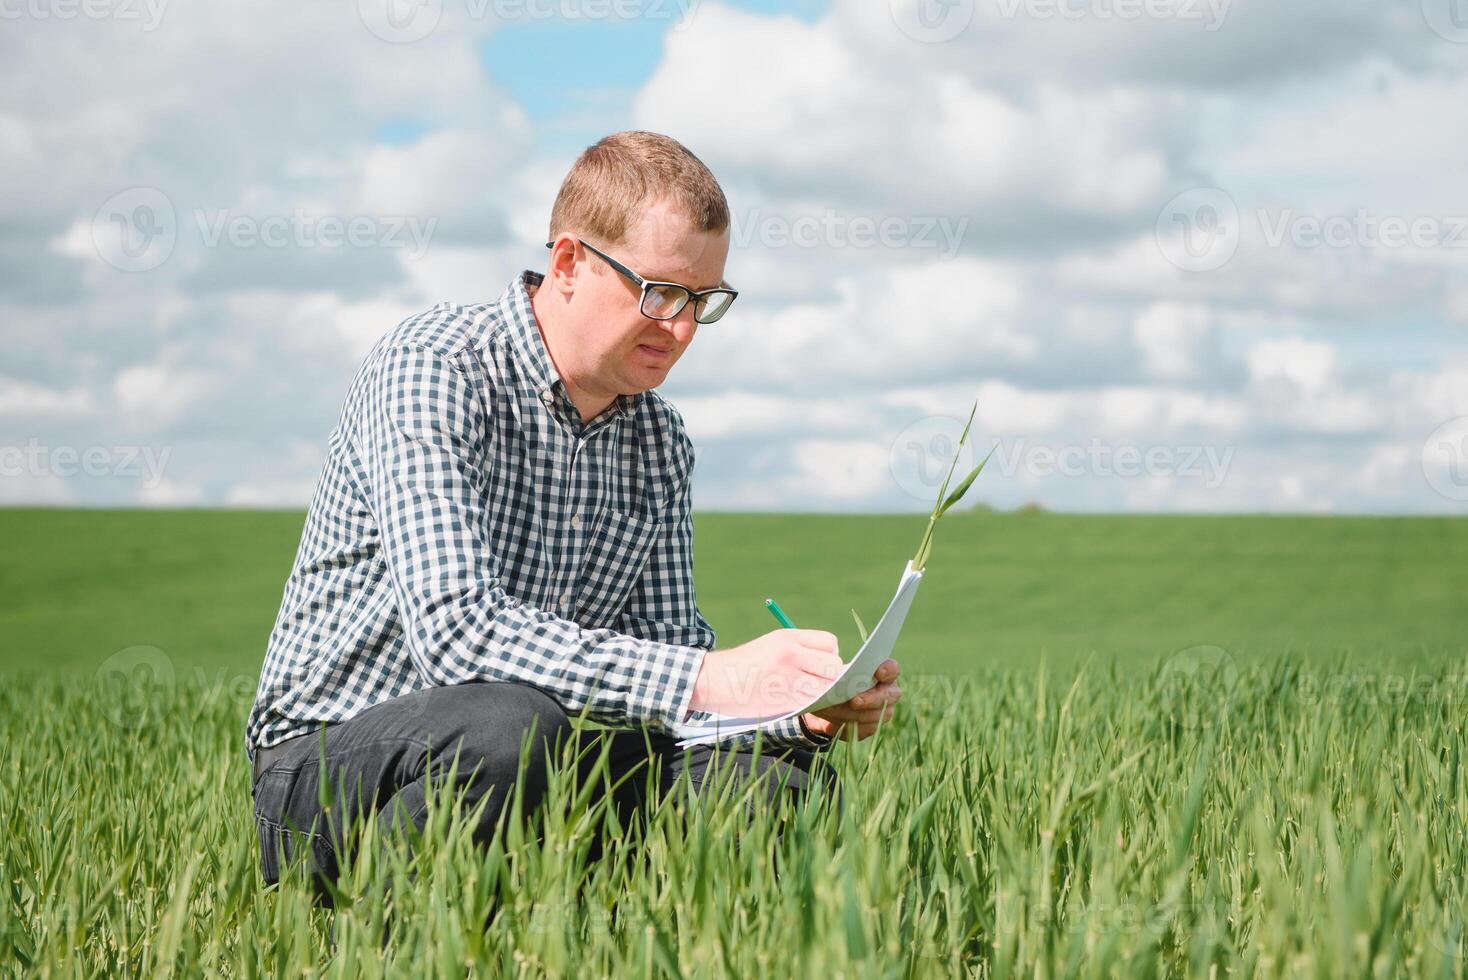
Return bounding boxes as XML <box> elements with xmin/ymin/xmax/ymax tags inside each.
<box><xmin>764</xmin><ymin>597</ymin><xmax>796</xmax><ymax>629</ymax></box>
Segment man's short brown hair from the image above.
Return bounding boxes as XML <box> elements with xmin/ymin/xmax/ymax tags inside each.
<box><xmin>548</xmin><ymin>131</ymin><xmax>730</xmax><ymax>248</ymax></box>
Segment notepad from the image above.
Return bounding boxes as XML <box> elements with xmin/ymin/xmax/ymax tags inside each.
<box><xmin>674</xmin><ymin>560</ymin><xmax>924</xmax><ymax>747</ymax></box>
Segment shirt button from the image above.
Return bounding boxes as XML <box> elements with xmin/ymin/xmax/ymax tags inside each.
<box><xmin>560</xmin><ymin>592</ymin><xmax>573</xmax><ymax>611</ymax></box>
<box><xmin>570</xmin><ymin>514</ymin><xmax>581</xmax><ymax>529</ymax></box>
<box><xmin>540</xmin><ymin>389</ymin><xmax>553</xmax><ymax>404</ymax></box>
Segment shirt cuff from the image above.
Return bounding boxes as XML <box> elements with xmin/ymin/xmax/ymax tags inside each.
<box><xmin>730</xmin><ymin>714</ymin><xmax>833</xmax><ymax>753</ymax></box>
<box><xmin>795</xmin><ymin>713</ymin><xmax>836</xmax><ymax>750</ymax></box>
<box><xmin>630</xmin><ymin>638</ymin><xmax>708</xmax><ymax>735</ymax></box>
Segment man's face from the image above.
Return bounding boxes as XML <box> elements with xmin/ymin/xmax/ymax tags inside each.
<box><xmin>553</xmin><ymin>197</ymin><xmax>730</xmax><ymax>395</ymax></box>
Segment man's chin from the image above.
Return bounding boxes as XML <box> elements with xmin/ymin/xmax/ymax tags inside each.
<box><xmin>628</xmin><ymin>362</ymin><xmax>671</xmax><ymax>387</ymax></box>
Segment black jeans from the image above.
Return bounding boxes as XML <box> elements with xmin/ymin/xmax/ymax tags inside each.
<box><xmin>250</xmin><ymin>681</ymin><xmax>839</xmax><ymax>900</ymax></box>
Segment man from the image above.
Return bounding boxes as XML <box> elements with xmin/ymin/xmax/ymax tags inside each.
<box><xmin>245</xmin><ymin>131</ymin><xmax>903</xmax><ymax>895</ymax></box>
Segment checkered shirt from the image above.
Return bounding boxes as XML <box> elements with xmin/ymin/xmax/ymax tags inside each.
<box><xmin>245</xmin><ymin>269</ymin><xmax>826</xmax><ymax>760</ymax></box>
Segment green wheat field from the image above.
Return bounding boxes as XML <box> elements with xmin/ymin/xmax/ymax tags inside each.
<box><xmin>2</xmin><ymin>508</ymin><xmax>1467</xmax><ymax>977</ymax></box>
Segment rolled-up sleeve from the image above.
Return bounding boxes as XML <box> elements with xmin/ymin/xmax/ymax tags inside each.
<box><xmin>353</xmin><ymin>342</ymin><xmax>707</xmax><ymax>735</ymax></box>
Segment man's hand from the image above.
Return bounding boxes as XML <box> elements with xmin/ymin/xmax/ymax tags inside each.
<box><xmin>688</xmin><ymin>629</ymin><xmax>844</xmax><ymax>718</ymax></box>
<box><xmin>800</xmin><ymin>657</ymin><xmax>902</xmax><ymax>742</ymax></box>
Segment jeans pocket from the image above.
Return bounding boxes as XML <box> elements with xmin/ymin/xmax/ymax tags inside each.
<box><xmin>257</xmin><ymin>817</ymin><xmax>344</xmax><ymax>899</ymax></box>
<box><xmin>253</xmin><ymin>768</ymin><xmax>292</xmax><ymax>886</ymax></box>
<box><xmin>256</xmin><ymin>816</ymin><xmax>341</xmax><ymax>897</ymax></box>
<box><xmin>252</xmin><ymin>767</ymin><xmax>292</xmax><ymax>823</ymax></box>
<box><xmin>257</xmin><ymin>817</ymin><xmax>283</xmax><ymax>886</ymax></box>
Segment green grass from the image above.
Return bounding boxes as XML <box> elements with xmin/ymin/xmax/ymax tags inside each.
<box><xmin>2</xmin><ymin>509</ymin><xmax>1468</xmax><ymax>976</ymax></box>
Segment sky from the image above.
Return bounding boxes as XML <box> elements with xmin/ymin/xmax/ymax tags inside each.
<box><xmin>2</xmin><ymin>0</ymin><xmax>1467</xmax><ymax>513</ymax></box>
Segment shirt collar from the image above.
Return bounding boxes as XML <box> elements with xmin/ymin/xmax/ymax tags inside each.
<box><xmin>505</xmin><ymin>270</ymin><xmax>638</xmax><ymax>424</ymax></box>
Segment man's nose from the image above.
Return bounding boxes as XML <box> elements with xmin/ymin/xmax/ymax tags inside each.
<box><xmin>659</xmin><ymin>305</ymin><xmax>699</xmax><ymax>345</ymax></box>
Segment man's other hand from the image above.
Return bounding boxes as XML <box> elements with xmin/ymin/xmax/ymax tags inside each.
<box><xmin>800</xmin><ymin>657</ymin><xmax>902</xmax><ymax>742</ymax></box>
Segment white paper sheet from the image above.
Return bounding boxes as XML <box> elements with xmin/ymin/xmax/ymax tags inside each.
<box><xmin>674</xmin><ymin>560</ymin><xmax>924</xmax><ymax>747</ymax></box>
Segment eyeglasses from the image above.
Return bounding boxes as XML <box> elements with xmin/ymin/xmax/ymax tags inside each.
<box><xmin>544</xmin><ymin>237</ymin><xmax>739</xmax><ymax>324</ymax></box>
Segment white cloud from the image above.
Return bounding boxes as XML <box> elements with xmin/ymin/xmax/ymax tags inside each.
<box><xmin>137</xmin><ymin>478</ymin><xmax>207</xmax><ymax>508</ymax></box>
<box><xmin>1132</xmin><ymin>302</ymin><xmax>1215</xmax><ymax>380</ymax></box>
<box><xmin>674</xmin><ymin>391</ymin><xmax>878</xmax><ymax>441</ymax></box>
<box><xmin>970</xmin><ymin>381</ymin><xmax>1073</xmax><ymax>433</ymax></box>
<box><xmin>273</xmin><ymin>290</ymin><xmax>436</xmax><ymax>364</ymax></box>
<box><xmin>884</xmin><ymin>379</ymin><xmax>1245</xmax><ymax>440</ymax></box>
<box><xmin>0</xmin><ymin>469</ymin><xmax>72</xmax><ymax>506</ymax></box>
<box><xmin>113</xmin><ymin>360</ymin><xmax>215</xmax><ymax>430</ymax></box>
<box><xmin>361</xmin><ymin>126</ymin><xmax>531</xmax><ymax>211</ymax></box>
<box><xmin>1358</xmin><ymin>443</ymin><xmax>1413</xmax><ymax>497</ymax></box>
<box><xmin>224</xmin><ymin>478</ymin><xmax>320</xmax><ymax>508</ymax></box>
<box><xmin>1243</xmin><ymin>337</ymin><xmax>1381</xmax><ymax>435</ymax></box>
<box><xmin>1404</xmin><ymin>361</ymin><xmax>1468</xmax><ymax>424</ymax></box>
<box><xmin>675</xmin><ymin>256</ymin><xmax>1034</xmax><ymax>392</ymax></box>
<box><xmin>0</xmin><ymin>377</ymin><xmax>96</xmax><ymax>418</ymax></box>
<box><xmin>1246</xmin><ymin>337</ymin><xmax>1337</xmax><ymax>395</ymax></box>
<box><xmin>634</xmin><ymin>4</ymin><xmax>1180</xmax><ymax>235</ymax></box>
<box><xmin>781</xmin><ymin>439</ymin><xmax>891</xmax><ymax>501</ymax></box>
<box><xmin>1216</xmin><ymin>66</ymin><xmax>1468</xmax><ymax>216</ymax></box>
<box><xmin>401</xmin><ymin>244</ymin><xmax>534</xmax><ymax>309</ymax></box>
<box><xmin>850</xmin><ymin>0</ymin><xmax>1429</xmax><ymax>89</ymax></box>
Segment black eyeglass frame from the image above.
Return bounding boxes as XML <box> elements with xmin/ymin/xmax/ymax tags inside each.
<box><xmin>544</xmin><ymin>237</ymin><xmax>739</xmax><ymax>324</ymax></box>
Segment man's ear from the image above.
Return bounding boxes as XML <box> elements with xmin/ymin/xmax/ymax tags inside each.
<box><xmin>545</xmin><ymin>235</ymin><xmax>580</xmax><ymax>297</ymax></box>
